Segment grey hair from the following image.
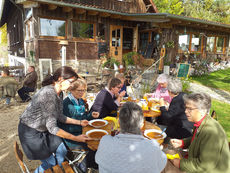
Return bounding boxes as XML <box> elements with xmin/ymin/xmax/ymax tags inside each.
<box><xmin>157</xmin><ymin>74</ymin><xmax>170</xmax><ymax>83</ymax></box>
<box><xmin>119</xmin><ymin>102</ymin><xmax>144</xmax><ymax>134</ymax></box>
<box><xmin>167</xmin><ymin>78</ymin><xmax>182</xmax><ymax>94</ymax></box>
<box><xmin>183</xmin><ymin>93</ymin><xmax>211</xmax><ymax>115</ymax></box>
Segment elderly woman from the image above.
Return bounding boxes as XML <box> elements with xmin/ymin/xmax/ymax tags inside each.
<box><xmin>91</xmin><ymin>77</ymin><xmax>126</xmax><ymax>118</ymax></box>
<box><xmin>170</xmin><ymin>93</ymin><xmax>230</xmax><ymax>173</ymax></box>
<box><xmin>95</xmin><ymin>102</ymin><xmax>167</xmax><ymax>173</ymax></box>
<box><xmin>157</xmin><ymin>78</ymin><xmax>193</xmax><ymax>139</ymax></box>
<box><xmin>58</xmin><ymin>79</ymin><xmax>99</xmax><ymax>150</ymax></box>
<box><xmin>151</xmin><ymin>73</ymin><xmax>172</xmax><ymax>103</ymax></box>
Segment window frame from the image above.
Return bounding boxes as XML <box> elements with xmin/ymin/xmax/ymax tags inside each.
<box><xmin>206</xmin><ymin>35</ymin><xmax>226</xmax><ymax>54</ymax></box>
<box><xmin>38</xmin><ymin>16</ymin><xmax>67</xmax><ymax>39</ymax></box>
<box><xmin>71</xmin><ymin>20</ymin><xmax>96</xmax><ymax>41</ymax></box>
<box><xmin>178</xmin><ymin>33</ymin><xmax>191</xmax><ymax>53</ymax></box>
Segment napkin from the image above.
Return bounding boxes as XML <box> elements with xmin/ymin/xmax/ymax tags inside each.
<box><xmin>104</xmin><ymin>117</ymin><xmax>119</xmax><ymax>130</ymax></box>
<box><xmin>166</xmin><ymin>153</ymin><xmax>181</xmax><ymax>160</ymax></box>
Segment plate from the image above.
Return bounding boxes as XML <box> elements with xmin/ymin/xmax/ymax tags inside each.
<box><xmin>89</xmin><ymin>119</ymin><xmax>108</xmax><ymax>128</ymax></box>
<box><xmin>144</xmin><ymin>129</ymin><xmax>167</xmax><ymax>140</ymax></box>
<box><xmin>86</xmin><ymin>129</ymin><xmax>108</xmax><ymax>139</ymax></box>
<box><xmin>150</xmin><ymin>107</ymin><xmax>161</xmax><ymax>112</ymax></box>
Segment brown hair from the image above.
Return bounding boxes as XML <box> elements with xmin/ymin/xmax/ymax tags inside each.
<box><xmin>42</xmin><ymin>66</ymin><xmax>78</xmax><ymax>87</ymax></box>
<box><xmin>108</xmin><ymin>78</ymin><xmax>121</xmax><ymax>90</ymax></box>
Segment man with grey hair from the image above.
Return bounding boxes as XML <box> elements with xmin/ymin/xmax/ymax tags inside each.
<box><xmin>95</xmin><ymin>102</ymin><xmax>167</xmax><ymax>173</ymax></box>
<box><xmin>170</xmin><ymin>93</ymin><xmax>230</xmax><ymax>173</ymax></box>
<box><xmin>157</xmin><ymin>77</ymin><xmax>193</xmax><ymax>139</ymax></box>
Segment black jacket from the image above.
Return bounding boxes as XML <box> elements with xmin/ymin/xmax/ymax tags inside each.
<box><xmin>90</xmin><ymin>89</ymin><xmax>118</xmax><ymax>118</ymax></box>
<box><xmin>157</xmin><ymin>92</ymin><xmax>194</xmax><ymax>139</ymax></box>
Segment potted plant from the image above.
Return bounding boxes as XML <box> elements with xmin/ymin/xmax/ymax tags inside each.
<box><xmin>122</xmin><ymin>52</ymin><xmax>142</xmax><ymax>68</ymax></box>
<box><xmin>102</xmin><ymin>57</ymin><xmax>120</xmax><ymax>70</ymax></box>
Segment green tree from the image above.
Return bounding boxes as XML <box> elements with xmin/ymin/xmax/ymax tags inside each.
<box><xmin>153</xmin><ymin>0</ymin><xmax>184</xmax><ymax>15</ymax></box>
<box><xmin>0</xmin><ymin>24</ymin><xmax>7</xmax><ymax>45</ymax></box>
<box><xmin>182</xmin><ymin>0</ymin><xmax>230</xmax><ymax>24</ymax></box>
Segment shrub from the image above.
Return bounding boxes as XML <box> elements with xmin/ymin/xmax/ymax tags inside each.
<box><xmin>102</xmin><ymin>57</ymin><xmax>120</xmax><ymax>69</ymax></box>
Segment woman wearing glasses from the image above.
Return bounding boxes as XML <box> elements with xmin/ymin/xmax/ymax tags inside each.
<box><xmin>59</xmin><ymin>78</ymin><xmax>99</xmax><ymax>150</ymax></box>
<box><xmin>91</xmin><ymin>77</ymin><xmax>126</xmax><ymax>118</ymax></box>
<box><xmin>18</xmin><ymin>66</ymin><xmax>90</xmax><ymax>173</ymax></box>
<box><xmin>170</xmin><ymin>93</ymin><xmax>230</xmax><ymax>173</ymax></box>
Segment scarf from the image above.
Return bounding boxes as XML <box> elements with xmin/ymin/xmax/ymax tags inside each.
<box><xmin>68</xmin><ymin>93</ymin><xmax>85</xmax><ymax>116</ymax></box>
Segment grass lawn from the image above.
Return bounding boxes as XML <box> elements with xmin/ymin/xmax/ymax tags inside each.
<box><xmin>191</xmin><ymin>68</ymin><xmax>230</xmax><ymax>92</ymax></box>
<box><xmin>211</xmin><ymin>99</ymin><xmax>230</xmax><ymax>141</ymax></box>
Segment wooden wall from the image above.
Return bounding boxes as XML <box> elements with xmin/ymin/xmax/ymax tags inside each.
<box><xmin>38</xmin><ymin>40</ymin><xmax>98</xmax><ymax>60</ymax></box>
<box><xmin>6</xmin><ymin>5</ymin><xmax>24</xmax><ymax>57</ymax></box>
<box><xmin>59</xmin><ymin>0</ymin><xmax>147</xmax><ymax>13</ymax></box>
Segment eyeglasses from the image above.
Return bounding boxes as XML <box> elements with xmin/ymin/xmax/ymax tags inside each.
<box><xmin>66</xmin><ymin>79</ymin><xmax>76</xmax><ymax>84</ymax></box>
<box><xmin>76</xmin><ymin>89</ymin><xmax>86</xmax><ymax>92</ymax></box>
<box><xmin>185</xmin><ymin>107</ymin><xmax>198</xmax><ymax>112</ymax></box>
<box><xmin>116</xmin><ymin>86</ymin><xmax>122</xmax><ymax>89</ymax></box>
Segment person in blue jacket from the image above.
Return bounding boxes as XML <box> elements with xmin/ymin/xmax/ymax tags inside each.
<box><xmin>58</xmin><ymin>78</ymin><xmax>99</xmax><ymax>150</ymax></box>
<box><xmin>115</xmin><ymin>73</ymin><xmax>128</xmax><ymax>97</ymax></box>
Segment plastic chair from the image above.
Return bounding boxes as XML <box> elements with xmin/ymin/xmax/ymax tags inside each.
<box><xmin>14</xmin><ymin>141</ymin><xmax>30</xmax><ymax>173</ymax></box>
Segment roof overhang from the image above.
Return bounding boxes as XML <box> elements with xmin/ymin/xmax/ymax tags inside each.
<box><xmin>1</xmin><ymin>0</ymin><xmax>230</xmax><ymax>33</ymax></box>
<box><xmin>32</xmin><ymin>0</ymin><xmax>230</xmax><ymax>33</ymax></box>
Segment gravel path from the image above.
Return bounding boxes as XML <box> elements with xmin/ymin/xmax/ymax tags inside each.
<box><xmin>189</xmin><ymin>83</ymin><xmax>230</xmax><ymax>104</ymax></box>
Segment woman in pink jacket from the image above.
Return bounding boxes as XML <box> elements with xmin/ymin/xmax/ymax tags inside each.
<box><xmin>152</xmin><ymin>74</ymin><xmax>172</xmax><ymax>103</ymax></box>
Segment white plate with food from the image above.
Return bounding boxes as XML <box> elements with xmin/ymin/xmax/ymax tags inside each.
<box><xmin>144</xmin><ymin>129</ymin><xmax>167</xmax><ymax>140</ymax></box>
<box><xmin>88</xmin><ymin>119</ymin><xmax>108</xmax><ymax>128</ymax></box>
<box><xmin>86</xmin><ymin>129</ymin><xmax>108</xmax><ymax>139</ymax></box>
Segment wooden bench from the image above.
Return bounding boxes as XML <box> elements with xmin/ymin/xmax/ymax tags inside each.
<box><xmin>14</xmin><ymin>141</ymin><xmax>30</xmax><ymax>173</ymax></box>
<box><xmin>44</xmin><ymin>161</ymin><xmax>74</xmax><ymax>173</ymax></box>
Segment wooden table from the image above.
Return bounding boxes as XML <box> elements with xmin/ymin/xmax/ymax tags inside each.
<box><xmin>143</xmin><ymin>110</ymin><xmax>161</xmax><ymax>117</ymax></box>
<box><xmin>82</xmin><ymin>122</ymin><xmax>112</xmax><ymax>151</ymax></box>
<box><xmin>120</xmin><ymin>100</ymin><xmax>161</xmax><ymax>118</ymax></box>
<box><xmin>44</xmin><ymin>161</ymin><xmax>74</xmax><ymax>173</ymax></box>
<box><xmin>83</xmin><ymin>120</ymin><xmax>162</xmax><ymax>151</ymax></box>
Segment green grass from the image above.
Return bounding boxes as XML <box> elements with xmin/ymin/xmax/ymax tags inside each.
<box><xmin>191</xmin><ymin>68</ymin><xmax>230</xmax><ymax>92</ymax></box>
<box><xmin>211</xmin><ymin>99</ymin><xmax>230</xmax><ymax>141</ymax></box>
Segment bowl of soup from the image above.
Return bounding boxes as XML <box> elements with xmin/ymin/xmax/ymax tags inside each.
<box><xmin>86</xmin><ymin>129</ymin><xmax>108</xmax><ymax>139</ymax></box>
<box><xmin>89</xmin><ymin>119</ymin><xmax>108</xmax><ymax>128</ymax></box>
<box><xmin>144</xmin><ymin>129</ymin><xmax>167</xmax><ymax>144</ymax></box>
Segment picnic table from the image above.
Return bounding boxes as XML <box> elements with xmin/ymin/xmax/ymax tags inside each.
<box><xmin>82</xmin><ymin>120</ymin><xmax>162</xmax><ymax>151</ymax></box>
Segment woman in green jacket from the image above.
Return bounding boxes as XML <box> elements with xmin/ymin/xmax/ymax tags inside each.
<box><xmin>170</xmin><ymin>93</ymin><xmax>230</xmax><ymax>173</ymax></box>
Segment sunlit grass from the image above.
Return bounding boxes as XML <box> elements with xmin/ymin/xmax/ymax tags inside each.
<box><xmin>211</xmin><ymin>99</ymin><xmax>230</xmax><ymax>141</ymax></box>
<box><xmin>191</xmin><ymin>68</ymin><xmax>230</xmax><ymax>92</ymax></box>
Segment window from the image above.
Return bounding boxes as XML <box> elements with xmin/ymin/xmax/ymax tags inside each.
<box><xmin>111</xmin><ymin>29</ymin><xmax>121</xmax><ymax>47</ymax></box>
<box><xmin>25</xmin><ymin>8</ymin><xmax>32</xmax><ymax>20</ymax></box>
<box><xmin>191</xmin><ymin>34</ymin><xmax>202</xmax><ymax>52</ymax></box>
<box><xmin>39</xmin><ymin>59</ymin><xmax>53</xmax><ymax>82</ymax></box>
<box><xmin>179</xmin><ymin>34</ymin><xmax>190</xmax><ymax>52</ymax></box>
<box><xmin>151</xmin><ymin>33</ymin><xmax>160</xmax><ymax>47</ymax></box>
<box><xmin>216</xmin><ymin>37</ymin><xmax>224</xmax><ymax>53</ymax></box>
<box><xmin>40</xmin><ymin>18</ymin><xmax>65</xmax><ymax>37</ymax></box>
<box><xmin>72</xmin><ymin>21</ymin><xmax>93</xmax><ymax>38</ymax></box>
<box><xmin>206</xmin><ymin>37</ymin><xmax>215</xmax><ymax>52</ymax></box>
<box><xmin>123</xmin><ymin>28</ymin><xmax>133</xmax><ymax>50</ymax></box>
<box><xmin>98</xmin><ymin>23</ymin><xmax>106</xmax><ymax>40</ymax></box>
<box><xmin>139</xmin><ymin>32</ymin><xmax>149</xmax><ymax>55</ymax></box>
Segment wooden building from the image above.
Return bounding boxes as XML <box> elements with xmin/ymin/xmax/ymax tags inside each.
<box><xmin>0</xmin><ymin>0</ymin><xmax>230</xmax><ymax>81</ymax></box>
